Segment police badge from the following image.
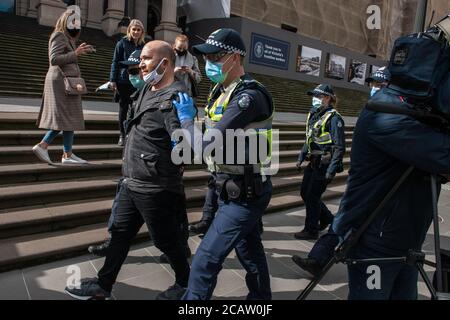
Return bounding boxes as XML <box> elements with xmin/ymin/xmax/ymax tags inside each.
<box><xmin>238</xmin><ymin>94</ymin><xmax>251</xmax><ymax>110</ymax></box>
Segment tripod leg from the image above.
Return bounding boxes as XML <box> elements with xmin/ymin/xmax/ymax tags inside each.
<box><xmin>417</xmin><ymin>262</ymin><xmax>437</xmax><ymax>300</ymax></box>
<box><xmin>297</xmin><ymin>256</ymin><xmax>337</xmax><ymax>300</ymax></box>
<box><xmin>431</xmin><ymin>175</ymin><xmax>443</xmax><ymax>293</ymax></box>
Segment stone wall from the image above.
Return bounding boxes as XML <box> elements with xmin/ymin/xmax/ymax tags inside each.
<box><xmin>230</xmin><ymin>0</ymin><xmax>422</xmax><ymax>60</ymax></box>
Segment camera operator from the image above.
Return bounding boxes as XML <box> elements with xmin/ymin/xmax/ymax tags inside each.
<box><xmin>330</xmin><ymin>88</ymin><xmax>450</xmax><ymax>299</ymax></box>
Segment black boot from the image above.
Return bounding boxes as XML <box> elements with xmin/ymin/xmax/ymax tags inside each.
<box><xmin>189</xmin><ymin>220</ymin><xmax>211</xmax><ymax>235</ymax></box>
<box><xmin>292</xmin><ymin>255</ymin><xmax>322</xmax><ymax>278</ymax></box>
<box><xmin>88</xmin><ymin>239</ymin><xmax>111</xmax><ymax>257</ymax></box>
<box><xmin>156</xmin><ymin>283</ymin><xmax>186</xmax><ymax>300</ymax></box>
<box><xmin>294</xmin><ymin>229</ymin><xmax>319</xmax><ymax>241</ymax></box>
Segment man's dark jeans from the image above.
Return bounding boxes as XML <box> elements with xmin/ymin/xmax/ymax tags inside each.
<box><xmin>98</xmin><ymin>182</ymin><xmax>190</xmax><ymax>291</ymax></box>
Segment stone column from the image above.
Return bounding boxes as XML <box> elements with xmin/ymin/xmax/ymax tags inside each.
<box><xmin>86</xmin><ymin>0</ymin><xmax>103</xmax><ymax>29</ymax></box>
<box><xmin>154</xmin><ymin>0</ymin><xmax>181</xmax><ymax>43</ymax></box>
<box><xmin>27</xmin><ymin>0</ymin><xmax>39</xmax><ymax>18</ymax></box>
<box><xmin>78</xmin><ymin>0</ymin><xmax>88</xmax><ymax>27</ymax></box>
<box><xmin>36</xmin><ymin>0</ymin><xmax>67</xmax><ymax>27</ymax></box>
<box><xmin>102</xmin><ymin>0</ymin><xmax>125</xmax><ymax>37</ymax></box>
<box><xmin>134</xmin><ymin>0</ymin><xmax>148</xmax><ymax>33</ymax></box>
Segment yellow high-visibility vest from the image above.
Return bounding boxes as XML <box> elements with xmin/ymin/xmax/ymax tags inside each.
<box><xmin>204</xmin><ymin>79</ymin><xmax>274</xmax><ymax>175</ymax></box>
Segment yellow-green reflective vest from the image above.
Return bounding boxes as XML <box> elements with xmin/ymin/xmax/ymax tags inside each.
<box><xmin>204</xmin><ymin>79</ymin><xmax>274</xmax><ymax>175</ymax></box>
<box><xmin>305</xmin><ymin>109</ymin><xmax>340</xmax><ymax>153</ymax></box>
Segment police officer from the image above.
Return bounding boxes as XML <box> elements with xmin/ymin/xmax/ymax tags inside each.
<box><xmin>292</xmin><ymin>69</ymin><xmax>391</xmax><ymax>276</ymax></box>
<box><xmin>173</xmin><ymin>28</ymin><xmax>274</xmax><ymax>300</ymax></box>
<box><xmin>366</xmin><ymin>66</ymin><xmax>390</xmax><ymax>97</ymax></box>
<box><xmin>66</xmin><ymin>41</ymin><xmax>190</xmax><ymax>300</ymax></box>
<box><xmin>294</xmin><ymin>84</ymin><xmax>345</xmax><ymax>241</ymax></box>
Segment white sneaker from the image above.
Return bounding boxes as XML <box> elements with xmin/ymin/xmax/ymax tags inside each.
<box><xmin>62</xmin><ymin>154</ymin><xmax>89</xmax><ymax>165</ymax></box>
<box><xmin>32</xmin><ymin>144</ymin><xmax>52</xmax><ymax>164</ymax></box>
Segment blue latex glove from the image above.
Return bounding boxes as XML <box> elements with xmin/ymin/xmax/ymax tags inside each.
<box><xmin>173</xmin><ymin>92</ymin><xmax>197</xmax><ymax>123</ymax></box>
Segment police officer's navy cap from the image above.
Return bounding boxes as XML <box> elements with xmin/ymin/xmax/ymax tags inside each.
<box><xmin>307</xmin><ymin>84</ymin><xmax>336</xmax><ymax>99</ymax></box>
<box><xmin>193</xmin><ymin>28</ymin><xmax>247</xmax><ymax>56</ymax></box>
<box><xmin>365</xmin><ymin>66</ymin><xmax>391</xmax><ymax>83</ymax></box>
<box><xmin>120</xmin><ymin>50</ymin><xmax>142</xmax><ymax>66</ymax></box>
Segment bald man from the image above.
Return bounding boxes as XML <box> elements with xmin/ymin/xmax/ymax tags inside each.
<box><xmin>65</xmin><ymin>41</ymin><xmax>191</xmax><ymax>300</ymax></box>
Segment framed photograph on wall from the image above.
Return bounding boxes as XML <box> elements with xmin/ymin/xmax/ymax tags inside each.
<box><xmin>348</xmin><ymin>60</ymin><xmax>367</xmax><ymax>85</ymax></box>
<box><xmin>296</xmin><ymin>46</ymin><xmax>321</xmax><ymax>76</ymax></box>
<box><xmin>325</xmin><ymin>53</ymin><xmax>346</xmax><ymax>80</ymax></box>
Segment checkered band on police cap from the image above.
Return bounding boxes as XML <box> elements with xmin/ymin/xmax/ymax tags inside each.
<box><xmin>205</xmin><ymin>38</ymin><xmax>247</xmax><ymax>56</ymax></box>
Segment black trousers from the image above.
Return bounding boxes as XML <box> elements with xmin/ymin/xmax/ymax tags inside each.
<box><xmin>300</xmin><ymin>165</ymin><xmax>334</xmax><ymax>233</ymax></box>
<box><xmin>116</xmin><ymin>82</ymin><xmax>135</xmax><ymax>138</ymax></box>
<box><xmin>98</xmin><ymin>183</ymin><xmax>190</xmax><ymax>291</ymax></box>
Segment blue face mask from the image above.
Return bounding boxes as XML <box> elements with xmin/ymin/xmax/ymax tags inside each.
<box><xmin>205</xmin><ymin>55</ymin><xmax>234</xmax><ymax>84</ymax></box>
<box><xmin>312</xmin><ymin>97</ymin><xmax>322</xmax><ymax>110</ymax></box>
<box><xmin>129</xmin><ymin>74</ymin><xmax>145</xmax><ymax>90</ymax></box>
<box><xmin>370</xmin><ymin>87</ymin><xmax>381</xmax><ymax>97</ymax></box>
<box><xmin>205</xmin><ymin>60</ymin><xmax>228</xmax><ymax>84</ymax></box>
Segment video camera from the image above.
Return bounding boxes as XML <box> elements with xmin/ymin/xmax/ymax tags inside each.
<box><xmin>368</xmin><ymin>15</ymin><xmax>450</xmax><ymax>132</ymax></box>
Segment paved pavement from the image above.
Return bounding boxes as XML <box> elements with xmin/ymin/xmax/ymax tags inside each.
<box><xmin>0</xmin><ymin>185</ymin><xmax>448</xmax><ymax>301</ymax></box>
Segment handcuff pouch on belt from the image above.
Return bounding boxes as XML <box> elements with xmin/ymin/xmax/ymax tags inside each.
<box><xmin>215</xmin><ymin>165</ymin><xmax>264</xmax><ymax>202</ymax></box>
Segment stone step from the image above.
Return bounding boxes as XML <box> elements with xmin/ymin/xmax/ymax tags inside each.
<box><xmin>0</xmin><ymin>165</ymin><xmax>348</xmax><ymax>211</ymax></box>
<box><xmin>0</xmin><ymin>154</ymin><xmax>350</xmax><ymax>186</ymax></box>
<box><xmin>0</xmin><ymin>130</ymin><xmax>354</xmax><ymax>146</ymax></box>
<box><xmin>0</xmin><ymin>184</ymin><xmax>347</xmax><ymax>272</ymax></box>
<box><xmin>0</xmin><ymin>141</ymin><xmax>352</xmax><ymax>165</ymax></box>
<box><xmin>0</xmin><ymin>170</ymin><xmax>348</xmax><ymax>239</ymax></box>
<box><xmin>0</xmin><ymin>113</ymin><xmax>325</xmax><ymax>132</ymax></box>
<box><xmin>0</xmin><ymin>90</ymin><xmax>113</xmax><ymax>102</ymax></box>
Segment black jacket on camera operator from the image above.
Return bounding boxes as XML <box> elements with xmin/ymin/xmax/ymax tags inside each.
<box><xmin>294</xmin><ymin>84</ymin><xmax>346</xmax><ymax>240</ymax></box>
<box><xmin>332</xmin><ymin>87</ymin><xmax>450</xmax><ymax>300</ymax></box>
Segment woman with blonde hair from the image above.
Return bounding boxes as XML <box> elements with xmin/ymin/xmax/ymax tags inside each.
<box><xmin>34</xmin><ymin>6</ymin><xmax>94</xmax><ymax>165</ymax></box>
<box><xmin>109</xmin><ymin>19</ymin><xmax>148</xmax><ymax>146</ymax></box>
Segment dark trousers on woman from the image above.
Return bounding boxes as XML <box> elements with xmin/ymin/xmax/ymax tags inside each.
<box><xmin>116</xmin><ymin>82</ymin><xmax>135</xmax><ymax>138</ymax></box>
<box><xmin>98</xmin><ymin>182</ymin><xmax>190</xmax><ymax>292</ymax></box>
<box><xmin>300</xmin><ymin>164</ymin><xmax>334</xmax><ymax>234</ymax></box>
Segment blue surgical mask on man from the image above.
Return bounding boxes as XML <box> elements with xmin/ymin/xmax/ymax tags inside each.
<box><xmin>143</xmin><ymin>58</ymin><xmax>166</xmax><ymax>85</ymax></box>
<box><xmin>129</xmin><ymin>74</ymin><xmax>145</xmax><ymax>90</ymax></box>
<box><xmin>312</xmin><ymin>97</ymin><xmax>322</xmax><ymax>110</ymax></box>
<box><xmin>205</xmin><ymin>55</ymin><xmax>233</xmax><ymax>84</ymax></box>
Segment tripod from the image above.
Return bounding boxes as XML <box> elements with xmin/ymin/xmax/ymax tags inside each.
<box><xmin>297</xmin><ymin>166</ymin><xmax>447</xmax><ymax>300</ymax></box>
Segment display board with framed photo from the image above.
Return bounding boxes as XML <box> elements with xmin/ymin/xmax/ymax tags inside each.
<box><xmin>325</xmin><ymin>53</ymin><xmax>346</xmax><ymax>80</ymax></box>
<box><xmin>348</xmin><ymin>60</ymin><xmax>367</xmax><ymax>85</ymax></box>
<box><xmin>296</xmin><ymin>45</ymin><xmax>321</xmax><ymax>76</ymax></box>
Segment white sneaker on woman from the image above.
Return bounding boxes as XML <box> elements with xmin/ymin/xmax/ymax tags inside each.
<box><xmin>62</xmin><ymin>154</ymin><xmax>89</xmax><ymax>165</ymax></box>
<box><xmin>32</xmin><ymin>144</ymin><xmax>52</xmax><ymax>164</ymax></box>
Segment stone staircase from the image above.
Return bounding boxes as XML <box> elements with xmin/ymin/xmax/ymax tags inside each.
<box><xmin>0</xmin><ymin>112</ymin><xmax>354</xmax><ymax>272</ymax></box>
<box><xmin>0</xmin><ymin>13</ymin><xmax>369</xmax><ymax>116</ymax></box>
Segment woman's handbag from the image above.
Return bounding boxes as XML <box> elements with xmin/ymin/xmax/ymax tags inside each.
<box><xmin>58</xmin><ymin>67</ymin><xmax>88</xmax><ymax>95</ymax></box>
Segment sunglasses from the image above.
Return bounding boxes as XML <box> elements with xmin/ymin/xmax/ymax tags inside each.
<box><xmin>128</xmin><ymin>68</ymin><xmax>140</xmax><ymax>76</ymax></box>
